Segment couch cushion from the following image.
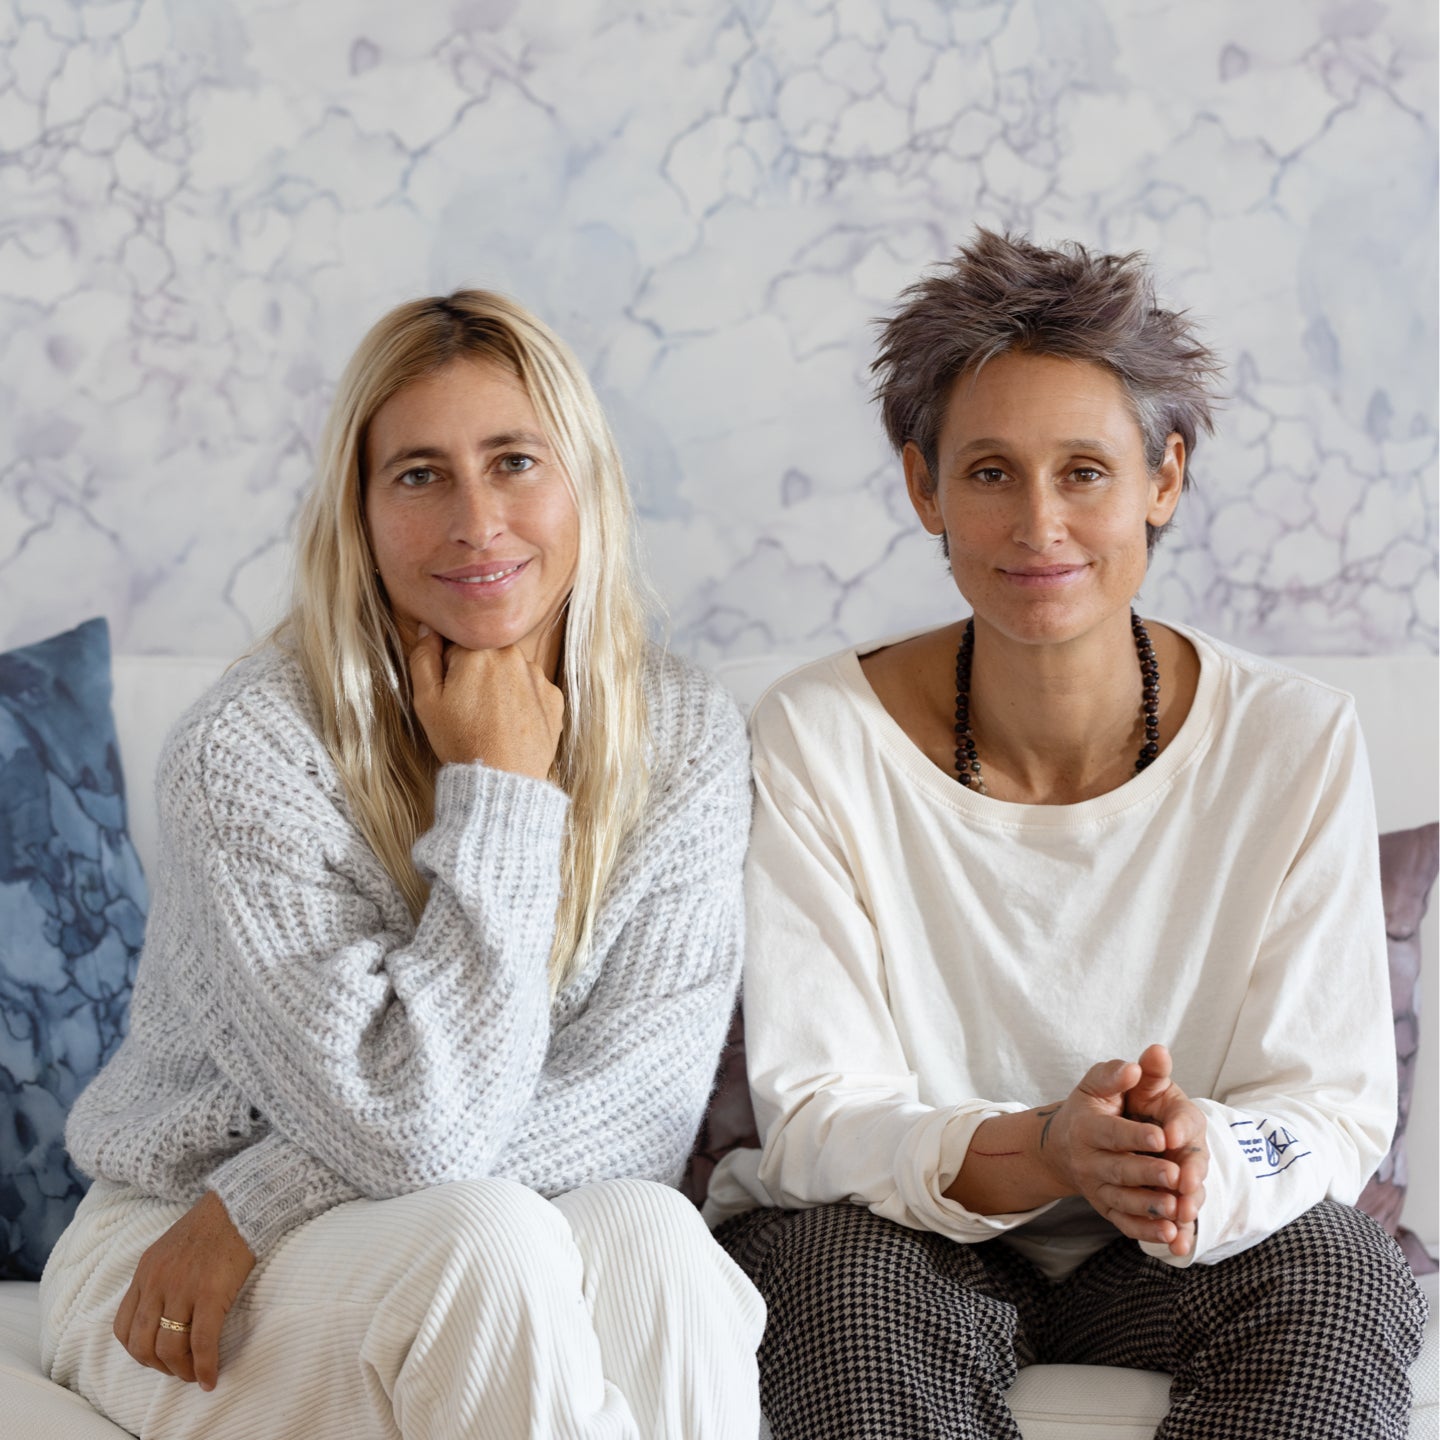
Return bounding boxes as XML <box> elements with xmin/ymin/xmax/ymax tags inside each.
<box><xmin>0</xmin><ymin>1283</ymin><xmax>134</xmax><ymax>1438</ymax></box>
<box><xmin>1007</xmin><ymin>1363</ymin><xmax>1169</xmax><ymax>1438</ymax></box>
<box><xmin>0</xmin><ymin>620</ymin><xmax>147</xmax><ymax>1281</ymax></box>
<box><xmin>109</xmin><ymin>655</ymin><xmax>228</xmax><ymax>882</ymax></box>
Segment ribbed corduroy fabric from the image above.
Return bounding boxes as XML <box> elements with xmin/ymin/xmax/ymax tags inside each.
<box><xmin>41</xmin><ymin>1178</ymin><xmax>764</xmax><ymax>1439</ymax></box>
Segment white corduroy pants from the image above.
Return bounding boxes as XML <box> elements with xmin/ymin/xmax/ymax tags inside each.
<box><xmin>40</xmin><ymin>1176</ymin><xmax>765</xmax><ymax>1439</ymax></box>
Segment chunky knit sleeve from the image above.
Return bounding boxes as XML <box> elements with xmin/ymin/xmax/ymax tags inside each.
<box><xmin>166</xmin><ymin>693</ymin><xmax>567</xmax><ymax>1208</ymax></box>
<box><xmin>207</xmin><ymin>1133</ymin><xmax>362</xmax><ymax>1256</ymax></box>
<box><xmin>494</xmin><ymin>668</ymin><xmax>751</xmax><ymax>1194</ymax></box>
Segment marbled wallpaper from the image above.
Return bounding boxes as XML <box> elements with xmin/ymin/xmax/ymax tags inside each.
<box><xmin>1</xmin><ymin>0</ymin><xmax>1435</xmax><ymax>663</ymax></box>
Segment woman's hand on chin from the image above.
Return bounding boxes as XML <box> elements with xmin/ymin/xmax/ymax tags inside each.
<box><xmin>112</xmin><ymin>1190</ymin><xmax>256</xmax><ymax>1391</ymax></box>
<box><xmin>1044</xmin><ymin>1053</ymin><xmax>1206</xmax><ymax>1255</ymax></box>
<box><xmin>409</xmin><ymin>625</ymin><xmax>564</xmax><ymax>779</ymax></box>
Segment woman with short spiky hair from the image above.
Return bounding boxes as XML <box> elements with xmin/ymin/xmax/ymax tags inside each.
<box><xmin>709</xmin><ymin>231</ymin><xmax>1425</xmax><ymax>1439</ymax></box>
<box><xmin>40</xmin><ymin>291</ymin><xmax>764</xmax><ymax>1438</ymax></box>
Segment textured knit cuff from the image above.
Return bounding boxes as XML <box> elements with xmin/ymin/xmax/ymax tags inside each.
<box><xmin>418</xmin><ymin>763</ymin><xmax>570</xmax><ymax>900</ymax></box>
<box><xmin>208</xmin><ymin>1132</ymin><xmax>361</xmax><ymax>1257</ymax></box>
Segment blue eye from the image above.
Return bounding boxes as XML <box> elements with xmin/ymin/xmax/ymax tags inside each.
<box><xmin>498</xmin><ymin>453</ymin><xmax>536</xmax><ymax>473</ymax></box>
<box><xmin>398</xmin><ymin>467</ymin><xmax>437</xmax><ymax>487</ymax></box>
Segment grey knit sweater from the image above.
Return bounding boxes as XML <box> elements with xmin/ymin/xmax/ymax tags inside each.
<box><xmin>65</xmin><ymin>643</ymin><xmax>750</xmax><ymax>1257</ymax></box>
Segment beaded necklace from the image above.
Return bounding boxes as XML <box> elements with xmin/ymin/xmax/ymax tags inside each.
<box><xmin>953</xmin><ymin>609</ymin><xmax>1160</xmax><ymax>794</ymax></box>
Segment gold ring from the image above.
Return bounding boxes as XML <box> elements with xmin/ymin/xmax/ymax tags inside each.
<box><xmin>158</xmin><ymin>1316</ymin><xmax>192</xmax><ymax>1334</ymax></box>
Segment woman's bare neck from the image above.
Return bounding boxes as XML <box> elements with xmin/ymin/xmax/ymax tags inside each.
<box><xmin>858</xmin><ymin>615</ymin><xmax>1199</xmax><ymax>804</ymax></box>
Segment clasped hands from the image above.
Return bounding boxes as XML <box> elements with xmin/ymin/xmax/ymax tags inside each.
<box><xmin>1045</xmin><ymin>1041</ymin><xmax>1208</xmax><ymax>1257</ymax></box>
<box><xmin>951</xmin><ymin>1042</ymin><xmax>1207</xmax><ymax>1257</ymax></box>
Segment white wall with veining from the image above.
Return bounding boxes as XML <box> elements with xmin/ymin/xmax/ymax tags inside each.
<box><xmin>0</xmin><ymin>0</ymin><xmax>1435</xmax><ymax>661</ymax></box>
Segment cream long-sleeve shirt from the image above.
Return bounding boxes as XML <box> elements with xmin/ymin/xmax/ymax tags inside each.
<box><xmin>706</xmin><ymin>622</ymin><xmax>1394</xmax><ymax>1279</ymax></box>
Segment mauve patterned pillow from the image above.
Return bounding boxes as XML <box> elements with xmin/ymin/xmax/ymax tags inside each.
<box><xmin>682</xmin><ymin>1002</ymin><xmax>757</xmax><ymax>1207</ymax></box>
<box><xmin>0</xmin><ymin>617</ymin><xmax>147</xmax><ymax>1280</ymax></box>
<box><xmin>1359</xmin><ymin>821</ymin><xmax>1439</xmax><ymax>1275</ymax></box>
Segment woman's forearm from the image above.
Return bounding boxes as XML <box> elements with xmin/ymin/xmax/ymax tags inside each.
<box><xmin>943</xmin><ymin>1106</ymin><xmax>1072</xmax><ymax>1213</ymax></box>
<box><xmin>945</xmin><ymin>1062</ymin><xmax>1199</xmax><ymax>1255</ymax></box>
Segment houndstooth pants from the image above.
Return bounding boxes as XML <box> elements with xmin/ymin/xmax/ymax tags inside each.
<box><xmin>715</xmin><ymin>1198</ymin><xmax>1427</xmax><ymax>1440</ymax></box>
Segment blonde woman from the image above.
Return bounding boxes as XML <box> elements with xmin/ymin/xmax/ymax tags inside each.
<box><xmin>38</xmin><ymin>292</ymin><xmax>764</xmax><ymax>1439</ymax></box>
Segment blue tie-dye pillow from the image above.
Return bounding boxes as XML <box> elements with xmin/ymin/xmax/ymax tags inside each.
<box><xmin>0</xmin><ymin>617</ymin><xmax>147</xmax><ymax>1280</ymax></box>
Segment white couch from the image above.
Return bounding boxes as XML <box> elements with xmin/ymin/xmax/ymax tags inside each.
<box><xmin>1</xmin><ymin>650</ymin><xmax>1435</xmax><ymax>1439</ymax></box>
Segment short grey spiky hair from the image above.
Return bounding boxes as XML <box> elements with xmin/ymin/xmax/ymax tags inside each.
<box><xmin>872</xmin><ymin>229</ymin><xmax>1224</xmax><ymax>549</ymax></box>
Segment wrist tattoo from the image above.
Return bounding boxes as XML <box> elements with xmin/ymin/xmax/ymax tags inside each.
<box><xmin>1036</xmin><ymin>1105</ymin><xmax>1060</xmax><ymax>1148</ymax></box>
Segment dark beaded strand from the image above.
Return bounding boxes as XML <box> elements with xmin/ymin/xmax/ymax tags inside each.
<box><xmin>953</xmin><ymin>621</ymin><xmax>982</xmax><ymax>790</ymax></box>
<box><xmin>953</xmin><ymin>608</ymin><xmax>1160</xmax><ymax>792</ymax></box>
<box><xmin>1133</xmin><ymin>609</ymin><xmax>1161</xmax><ymax>771</ymax></box>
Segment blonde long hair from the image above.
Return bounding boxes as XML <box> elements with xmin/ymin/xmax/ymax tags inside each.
<box><xmin>283</xmin><ymin>291</ymin><xmax>651</xmax><ymax>992</ymax></box>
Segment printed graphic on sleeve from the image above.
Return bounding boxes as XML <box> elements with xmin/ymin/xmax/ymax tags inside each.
<box><xmin>1231</xmin><ymin>1118</ymin><xmax>1311</xmax><ymax>1179</ymax></box>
